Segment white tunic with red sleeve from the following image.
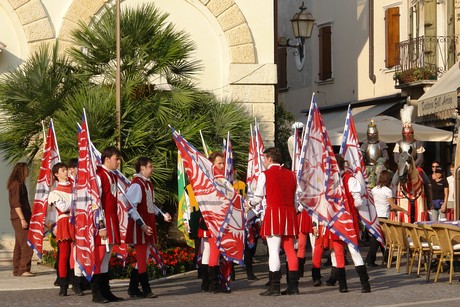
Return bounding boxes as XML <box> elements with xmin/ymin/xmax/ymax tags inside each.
<box><xmin>48</xmin><ymin>181</ymin><xmax>74</xmax><ymax>242</ymax></box>
<box><xmin>125</xmin><ymin>175</ymin><xmax>158</xmax><ymax>245</ymax></box>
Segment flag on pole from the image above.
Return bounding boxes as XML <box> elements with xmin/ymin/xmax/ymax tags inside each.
<box><xmin>339</xmin><ymin>106</ymin><xmax>384</xmax><ymax>246</ymax></box>
<box><xmin>296</xmin><ymin>96</ymin><xmax>359</xmax><ymax>250</ymax></box>
<box><xmin>246</xmin><ymin>119</ymin><xmax>265</xmax><ymax>198</ymax></box>
<box><xmin>74</xmin><ymin>111</ymin><xmax>100</xmax><ymax>279</ymax></box>
<box><xmin>177</xmin><ymin>151</ymin><xmax>195</xmax><ymax>248</ymax></box>
<box><xmin>171</xmin><ymin>126</ymin><xmax>244</xmax><ymax>263</ymax></box>
<box><xmin>223</xmin><ymin>132</ymin><xmax>234</xmax><ymax>183</ymax></box>
<box><xmin>27</xmin><ymin>119</ymin><xmax>61</xmax><ymax>258</ymax></box>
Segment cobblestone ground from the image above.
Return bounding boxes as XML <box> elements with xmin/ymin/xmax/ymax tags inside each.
<box><xmin>2</xmin><ymin>242</ymin><xmax>460</xmax><ymax>306</ymax></box>
<box><xmin>2</xmin><ymin>253</ymin><xmax>460</xmax><ymax>307</ymax></box>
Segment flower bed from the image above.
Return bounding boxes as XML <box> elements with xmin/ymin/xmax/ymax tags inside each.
<box><xmin>41</xmin><ymin>246</ymin><xmax>196</xmax><ymax>279</ymax></box>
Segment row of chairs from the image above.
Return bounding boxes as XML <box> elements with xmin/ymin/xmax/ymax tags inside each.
<box><xmin>378</xmin><ymin>218</ymin><xmax>460</xmax><ymax>284</ymax></box>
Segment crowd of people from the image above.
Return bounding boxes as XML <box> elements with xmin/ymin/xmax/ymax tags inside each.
<box><xmin>7</xmin><ymin>106</ymin><xmax>458</xmax><ymax>302</ymax></box>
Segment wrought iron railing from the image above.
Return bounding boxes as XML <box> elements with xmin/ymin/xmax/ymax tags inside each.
<box><xmin>394</xmin><ymin>35</ymin><xmax>457</xmax><ymax>85</ymax></box>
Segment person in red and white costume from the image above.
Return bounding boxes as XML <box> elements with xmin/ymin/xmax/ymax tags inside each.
<box><xmin>92</xmin><ymin>146</ymin><xmax>123</xmax><ymax>303</ymax></box>
<box><xmin>200</xmin><ymin>152</ymin><xmax>233</xmax><ymax>293</ymax></box>
<box><xmin>332</xmin><ymin>154</ymin><xmax>371</xmax><ymax>293</ymax></box>
<box><xmin>48</xmin><ymin>162</ymin><xmax>74</xmax><ymax>297</ymax></box>
<box><xmin>125</xmin><ymin>157</ymin><xmax>172</xmax><ymax>299</ymax></box>
<box><xmin>245</xmin><ymin>147</ymin><xmax>299</xmax><ymax>296</ymax></box>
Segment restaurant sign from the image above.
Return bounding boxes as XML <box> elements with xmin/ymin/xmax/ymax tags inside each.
<box><xmin>418</xmin><ymin>90</ymin><xmax>458</xmax><ymax>116</ymax></box>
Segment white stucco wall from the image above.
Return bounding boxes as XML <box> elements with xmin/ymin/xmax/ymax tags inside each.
<box><xmin>279</xmin><ymin>0</ymin><xmax>405</xmax><ymax>119</ymax></box>
<box><xmin>0</xmin><ymin>0</ymin><xmax>29</xmax><ymax>73</ymax></box>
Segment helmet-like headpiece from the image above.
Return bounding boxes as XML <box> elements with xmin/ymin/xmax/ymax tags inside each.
<box><xmin>400</xmin><ymin>104</ymin><xmax>415</xmax><ymax>143</ymax></box>
<box><xmin>367</xmin><ymin>120</ymin><xmax>379</xmax><ymax>143</ymax></box>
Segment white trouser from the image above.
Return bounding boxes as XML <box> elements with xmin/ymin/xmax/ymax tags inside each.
<box><xmin>330</xmin><ymin>243</ymin><xmax>364</xmax><ymax>266</ymax></box>
<box><xmin>201</xmin><ymin>238</ymin><xmax>210</xmax><ymax>265</ymax></box>
<box><xmin>266</xmin><ymin>235</ymin><xmax>282</xmax><ymax>272</ymax></box>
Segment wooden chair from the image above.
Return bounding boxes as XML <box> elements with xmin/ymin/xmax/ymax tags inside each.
<box><xmin>429</xmin><ymin>223</ymin><xmax>460</xmax><ymax>284</ymax></box>
<box><xmin>378</xmin><ymin>218</ymin><xmax>393</xmax><ymax>268</ymax></box>
<box><xmin>421</xmin><ymin>224</ymin><xmax>442</xmax><ymax>282</ymax></box>
<box><xmin>385</xmin><ymin>219</ymin><xmax>410</xmax><ymax>272</ymax></box>
<box><xmin>403</xmin><ymin>222</ymin><xmax>431</xmax><ymax>276</ymax></box>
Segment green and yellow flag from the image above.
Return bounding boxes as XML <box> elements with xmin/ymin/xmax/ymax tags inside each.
<box><xmin>177</xmin><ymin>152</ymin><xmax>195</xmax><ymax>248</ymax></box>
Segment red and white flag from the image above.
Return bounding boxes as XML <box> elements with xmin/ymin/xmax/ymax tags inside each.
<box><xmin>27</xmin><ymin>119</ymin><xmax>61</xmax><ymax>258</ymax></box>
<box><xmin>171</xmin><ymin>127</ymin><xmax>244</xmax><ymax>263</ymax></box>
<box><xmin>74</xmin><ymin>111</ymin><xmax>100</xmax><ymax>279</ymax></box>
<box><xmin>339</xmin><ymin>106</ymin><xmax>384</xmax><ymax>246</ymax></box>
<box><xmin>296</xmin><ymin>96</ymin><xmax>359</xmax><ymax>249</ymax></box>
<box><xmin>246</xmin><ymin>120</ymin><xmax>265</xmax><ymax>199</ymax></box>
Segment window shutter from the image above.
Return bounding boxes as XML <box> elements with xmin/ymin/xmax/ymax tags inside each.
<box><xmin>319</xmin><ymin>26</ymin><xmax>332</xmax><ymax>81</ymax></box>
<box><xmin>385</xmin><ymin>7</ymin><xmax>400</xmax><ymax>68</ymax></box>
<box><xmin>277</xmin><ymin>46</ymin><xmax>287</xmax><ymax>90</ymax></box>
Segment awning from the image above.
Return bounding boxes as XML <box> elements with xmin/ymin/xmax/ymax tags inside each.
<box><xmin>417</xmin><ymin>61</ymin><xmax>460</xmax><ymax>117</ymax></box>
<box><xmin>328</xmin><ymin>115</ymin><xmax>453</xmax><ymax>145</ymax></box>
<box><xmin>321</xmin><ymin>101</ymin><xmax>399</xmax><ymax>131</ymax></box>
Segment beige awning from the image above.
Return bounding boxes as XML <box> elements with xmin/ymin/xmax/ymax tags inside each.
<box><xmin>417</xmin><ymin>61</ymin><xmax>460</xmax><ymax>116</ymax></box>
<box><xmin>328</xmin><ymin>115</ymin><xmax>453</xmax><ymax>145</ymax></box>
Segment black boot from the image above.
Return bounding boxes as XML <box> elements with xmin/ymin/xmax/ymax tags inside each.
<box><xmin>200</xmin><ymin>264</ymin><xmax>209</xmax><ymax>292</ymax></box>
<box><xmin>281</xmin><ymin>271</ymin><xmax>299</xmax><ymax>295</ymax></box>
<box><xmin>58</xmin><ymin>277</ymin><xmax>68</xmax><ymax>296</ymax></box>
<box><xmin>326</xmin><ymin>266</ymin><xmax>337</xmax><ymax>286</ymax></box>
<box><xmin>72</xmin><ymin>276</ymin><xmax>85</xmax><ymax>296</ymax></box>
<box><xmin>127</xmin><ymin>268</ymin><xmax>144</xmax><ymax>298</ymax></box>
<box><xmin>91</xmin><ymin>274</ymin><xmax>108</xmax><ymax>303</ymax></box>
<box><xmin>312</xmin><ymin>267</ymin><xmax>322</xmax><ymax>287</ymax></box>
<box><xmin>208</xmin><ymin>266</ymin><xmax>220</xmax><ymax>294</ymax></box>
<box><xmin>260</xmin><ymin>271</ymin><xmax>280</xmax><ymax>296</ymax></box>
<box><xmin>356</xmin><ymin>265</ymin><xmax>371</xmax><ymax>293</ymax></box>
<box><xmin>139</xmin><ymin>272</ymin><xmax>157</xmax><ymax>298</ymax></box>
<box><xmin>245</xmin><ymin>256</ymin><xmax>258</xmax><ymax>280</ymax></box>
<box><xmin>264</xmin><ymin>271</ymin><xmax>273</xmax><ymax>286</ymax></box>
<box><xmin>100</xmin><ymin>272</ymin><xmax>124</xmax><ymax>302</ymax></box>
<box><xmin>337</xmin><ymin>268</ymin><xmax>348</xmax><ymax>293</ymax></box>
<box><xmin>298</xmin><ymin>257</ymin><xmax>306</xmax><ymax>278</ymax></box>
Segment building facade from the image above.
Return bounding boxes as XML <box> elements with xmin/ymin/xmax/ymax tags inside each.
<box><xmin>0</xmin><ymin>0</ymin><xmax>277</xmax><ymax>254</ymax></box>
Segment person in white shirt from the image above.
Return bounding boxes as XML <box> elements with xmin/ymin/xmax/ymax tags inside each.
<box><xmin>365</xmin><ymin>170</ymin><xmax>407</xmax><ymax>266</ymax></box>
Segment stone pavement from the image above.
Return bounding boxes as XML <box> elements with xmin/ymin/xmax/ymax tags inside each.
<box><xmin>1</xmin><ymin>250</ymin><xmax>460</xmax><ymax>306</ymax></box>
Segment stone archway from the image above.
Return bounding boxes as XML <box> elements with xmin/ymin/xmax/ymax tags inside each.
<box><xmin>7</xmin><ymin>0</ymin><xmax>55</xmax><ymax>53</ymax></box>
<box><xmin>57</xmin><ymin>0</ymin><xmax>256</xmax><ymax>64</ymax></box>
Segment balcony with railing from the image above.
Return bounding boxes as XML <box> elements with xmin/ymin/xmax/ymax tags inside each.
<box><xmin>394</xmin><ymin>35</ymin><xmax>457</xmax><ymax>87</ymax></box>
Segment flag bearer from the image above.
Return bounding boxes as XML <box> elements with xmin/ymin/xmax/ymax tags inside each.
<box><xmin>125</xmin><ymin>157</ymin><xmax>172</xmax><ymax>298</ymax></box>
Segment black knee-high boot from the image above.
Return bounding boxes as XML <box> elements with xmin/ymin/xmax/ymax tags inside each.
<box><xmin>200</xmin><ymin>264</ymin><xmax>209</xmax><ymax>292</ymax></box>
<box><xmin>298</xmin><ymin>257</ymin><xmax>306</xmax><ymax>277</ymax></box>
<box><xmin>356</xmin><ymin>265</ymin><xmax>371</xmax><ymax>293</ymax></box>
<box><xmin>337</xmin><ymin>268</ymin><xmax>348</xmax><ymax>293</ymax></box>
<box><xmin>326</xmin><ymin>266</ymin><xmax>337</xmax><ymax>286</ymax></box>
<box><xmin>260</xmin><ymin>271</ymin><xmax>281</xmax><ymax>296</ymax></box>
<box><xmin>128</xmin><ymin>268</ymin><xmax>144</xmax><ymax>298</ymax></box>
<box><xmin>312</xmin><ymin>267</ymin><xmax>322</xmax><ymax>287</ymax></box>
<box><xmin>139</xmin><ymin>272</ymin><xmax>157</xmax><ymax>298</ymax></box>
<box><xmin>264</xmin><ymin>271</ymin><xmax>273</xmax><ymax>286</ymax></box>
<box><xmin>91</xmin><ymin>274</ymin><xmax>108</xmax><ymax>303</ymax></box>
<box><xmin>58</xmin><ymin>277</ymin><xmax>68</xmax><ymax>296</ymax></box>
<box><xmin>100</xmin><ymin>272</ymin><xmax>124</xmax><ymax>302</ymax></box>
<box><xmin>281</xmin><ymin>271</ymin><xmax>299</xmax><ymax>295</ymax></box>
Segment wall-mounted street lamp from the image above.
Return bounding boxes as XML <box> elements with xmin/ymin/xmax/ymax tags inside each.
<box><xmin>278</xmin><ymin>2</ymin><xmax>315</xmax><ymax>71</ymax></box>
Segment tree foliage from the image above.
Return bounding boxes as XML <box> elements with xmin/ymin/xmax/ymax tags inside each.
<box><xmin>0</xmin><ymin>3</ymin><xmax>252</xmax><ymax>209</ymax></box>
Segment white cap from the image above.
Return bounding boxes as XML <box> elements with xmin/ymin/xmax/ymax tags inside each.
<box><xmin>292</xmin><ymin>122</ymin><xmax>304</xmax><ymax>129</ymax></box>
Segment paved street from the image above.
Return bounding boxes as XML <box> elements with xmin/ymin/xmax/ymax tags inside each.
<box><xmin>1</xmin><ymin>247</ymin><xmax>460</xmax><ymax>307</ymax></box>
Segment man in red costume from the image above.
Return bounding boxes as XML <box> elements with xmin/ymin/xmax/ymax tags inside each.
<box><xmin>91</xmin><ymin>146</ymin><xmax>123</xmax><ymax>303</ymax></box>
<box><xmin>125</xmin><ymin>157</ymin><xmax>172</xmax><ymax>299</ymax></box>
<box><xmin>245</xmin><ymin>147</ymin><xmax>299</xmax><ymax>296</ymax></box>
